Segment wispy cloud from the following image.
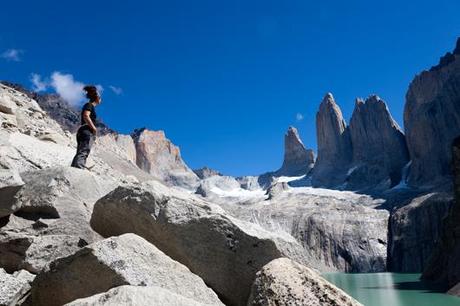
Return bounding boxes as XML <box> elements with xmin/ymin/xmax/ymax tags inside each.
<box><xmin>109</xmin><ymin>85</ymin><xmax>123</xmax><ymax>95</ymax></box>
<box><xmin>296</xmin><ymin>113</ymin><xmax>304</xmax><ymax>121</ymax></box>
<box><xmin>50</xmin><ymin>72</ymin><xmax>86</xmax><ymax>106</ymax></box>
<box><xmin>30</xmin><ymin>73</ymin><xmax>48</xmax><ymax>92</ymax></box>
<box><xmin>1</xmin><ymin>49</ymin><xmax>23</xmax><ymax>62</ymax></box>
<box><xmin>30</xmin><ymin>71</ymin><xmax>103</xmax><ymax>106</ymax></box>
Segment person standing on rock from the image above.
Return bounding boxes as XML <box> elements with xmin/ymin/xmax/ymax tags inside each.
<box><xmin>71</xmin><ymin>85</ymin><xmax>101</xmax><ymax>169</ymax></box>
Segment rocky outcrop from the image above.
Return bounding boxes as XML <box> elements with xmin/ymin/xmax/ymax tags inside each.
<box><xmin>194</xmin><ymin>166</ymin><xmax>223</xmax><ymax>179</ymax></box>
<box><xmin>90</xmin><ymin>181</ymin><xmax>309</xmax><ymax>306</ymax></box>
<box><xmin>28</xmin><ymin>234</ymin><xmax>223</xmax><ymax>306</ymax></box>
<box><xmin>247</xmin><ymin>258</ymin><xmax>362</xmax><ymax>306</ymax></box>
<box><xmin>404</xmin><ymin>38</ymin><xmax>460</xmax><ymax>187</ymax></box>
<box><xmin>66</xmin><ymin>285</ymin><xmax>214</xmax><ymax>306</ymax></box>
<box><xmin>312</xmin><ymin>93</ymin><xmax>352</xmax><ymax>188</ymax></box>
<box><xmin>276</xmin><ymin>127</ymin><xmax>315</xmax><ymax>176</ymax></box>
<box><xmin>348</xmin><ymin>96</ymin><xmax>409</xmax><ymax>190</ymax></box>
<box><xmin>0</xmin><ymin>234</ymin><xmax>86</xmax><ymax>274</ymax></box>
<box><xmin>422</xmin><ymin>136</ymin><xmax>460</xmax><ymax>296</ymax></box>
<box><xmin>0</xmin><ymin>268</ymin><xmax>34</xmax><ymax>306</ymax></box>
<box><xmin>132</xmin><ymin>128</ymin><xmax>199</xmax><ymax>189</ymax></box>
<box><xmin>221</xmin><ymin>187</ymin><xmax>388</xmax><ymax>273</ymax></box>
<box><xmin>388</xmin><ymin>192</ymin><xmax>453</xmax><ymax>272</ymax></box>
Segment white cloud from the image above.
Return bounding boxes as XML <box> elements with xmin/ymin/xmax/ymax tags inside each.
<box><xmin>1</xmin><ymin>49</ymin><xmax>23</xmax><ymax>61</ymax></box>
<box><xmin>30</xmin><ymin>73</ymin><xmax>48</xmax><ymax>92</ymax></box>
<box><xmin>50</xmin><ymin>72</ymin><xmax>86</xmax><ymax>106</ymax></box>
<box><xmin>109</xmin><ymin>85</ymin><xmax>123</xmax><ymax>95</ymax></box>
<box><xmin>296</xmin><ymin>113</ymin><xmax>304</xmax><ymax>121</ymax></box>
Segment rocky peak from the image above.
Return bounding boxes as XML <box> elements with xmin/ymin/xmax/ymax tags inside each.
<box><xmin>193</xmin><ymin>167</ymin><xmax>223</xmax><ymax>179</ymax></box>
<box><xmin>276</xmin><ymin>126</ymin><xmax>314</xmax><ymax>176</ymax></box>
<box><xmin>404</xmin><ymin>37</ymin><xmax>460</xmax><ymax>186</ymax></box>
<box><xmin>348</xmin><ymin>95</ymin><xmax>409</xmax><ymax>189</ymax></box>
<box><xmin>312</xmin><ymin>93</ymin><xmax>352</xmax><ymax>187</ymax></box>
<box><xmin>131</xmin><ymin>128</ymin><xmax>199</xmax><ymax>189</ymax></box>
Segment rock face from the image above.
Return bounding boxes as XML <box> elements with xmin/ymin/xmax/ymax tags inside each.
<box><xmin>404</xmin><ymin>38</ymin><xmax>460</xmax><ymax>186</ymax></box>
<box><xmin>28</xmin><ymin>234</ymin><xmax>223</xmax><ymax>306</ymax></box>
<box><xmin>66</xmin><ymin>285</ymin><xmax>213</xmax><ymax>306</ymax></box>
<box><xmin>422</xmin><ymin>136</ymin><xmax>460</xmax><ymax>296</ymax></box>
<box><xmin>220</xmin><ymin>187</ymin><xmax>388</xmax><ymax>273</ymax></box>
<box><xmin>388</xmin><ymin>192</ymin><xmax>453</xmax><ymax>272</ymax></box>
<box><xmin>194</xmin><ymin>167</ymin><xmax>223</xmax><ymax>179</ymax></box>
<box><xmin>312</xmin><ymin>93</ymin><xmax>352</xmax><ymax>188</ymax></box>
<box><xmin>348</xmin><ymin>96</ymin><xmax>409</xmax><ymax>190</ymax></box>
<box><xmin>276</xmin><ymin>127</ymin><xmax>315</xmax><ymax>176</ymax></box>
<box><xmin>90</xmin><ymin>181</ymin><xmax>309</xmax><ymax>306</ymax></box>
<box><xmin>0</xmin><ymin>268</ymin><xmax>35</xmax><ymax>306</ymax></box>
<box><xmin>247</xmin><ymin>258</ymin><xmax>362</xmax><ymax>306</ymax></box>
<box><xmin>132</xmin><ymin>128</ymin><xmax>199</xmax><ymax>189</ymax></box>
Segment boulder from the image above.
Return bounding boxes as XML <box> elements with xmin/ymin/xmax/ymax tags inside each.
<box><xmin>276</xmin><ymin>126</ymin><xmax>315</xmax><ymax>176</ymax></box>
<box><xmin>0</xmin><ymin>90</ymin><xmax>18</xmax><ymax>115</ymax></box>
<box><xmin>0</xmin><ymin>233</ymin><xmax>87</xmax><ymax>273</ymax></box>
<box><xmin>0</xmin><ymin>169</ymin><xmax>24</xmax><ymax>217</ymax></box>
<box><xmin>66</xmin><ymin>285</ymin><xmax>216</xmax><ymax>306</ymax></box>
<box><xmin>90</xmin><ymin>182</ymin><xmax>309</xmax><ymax>306</ymax></box>
<box><xmin>0</xmin><ymin>268</ymin><xmax>35</xmax><ymax>306</ymax></box>
<box><xmin>312</xmin><ymin>93</ymin><xmax>352</xmax><ymax>188</ymax></box>
<box><xmin>404</xmin><ymin>38</ymin><xmax>460</xmax><ymax>186</ymax></box>
<box><xmin>388</xmin><ymin>192</ymin><xmax>453</xmax><ymax>272</ymax></box>
<box><xmin>348</xmin><ymin>96</ymin><xmax>409</xmax><ymax>190</ymax></box>
<box><xmin>28</xmin><ymin>233</ymin><xmax>223</xmax><ymax>306</ymax></box>
<box><xmin>247</xmin><ymin>258</ymin><xmax>362</xmax><ymax>306</ymax></box>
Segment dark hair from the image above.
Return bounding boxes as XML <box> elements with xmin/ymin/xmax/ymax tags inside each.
<box><xmin>83</xmin><ymin>85</ymin><xmax>99</xmax><ymax>101</ymax></box>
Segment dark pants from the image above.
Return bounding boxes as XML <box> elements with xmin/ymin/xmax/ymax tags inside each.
<box><xmin>71</xmin><ymin>126</ymin><xmax>94</xmax><ymax>169</ymax></box>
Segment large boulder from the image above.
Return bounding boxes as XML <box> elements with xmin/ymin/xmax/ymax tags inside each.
<box><xmin>0</xmin><ymin>233</ymin><xmax>86</xmax><ymax>273</ymax></box>
<box><xmin>422</xmin><ymin>136</ymin><xmax>460</xmax><ymax>296</ymax></box>
<box><xmin>247</xmin><ymin>258</ymin><xmax>362</xmax><ymax>306</ymax></box>
<box><xmin>66</xmin><ymin>285</ymin><xmax>215</xmax><ymax>306</ymax></box>
<box><xmin>404</xmin><ymin>38</ymin><xmax>460</xmax><ymax>187</ymax></box>
<box><xmin>0</xmin><ymin>169</ymin><xmax>24</xmax><ymax>217</ymax></box>
<box><xmin>276</xmin><ymin>126</ymin><xmax>315</xmax><ymax>176</ymax></box>
<box><xmin>348</xmin><ymin>96</ymin><xmax>409</xmax><ymax>190</ymax></box>
<box><xmin>388</xmin><ymin>192</ymin><xmax>453</xmax><ymax>272</ymax></box>
<box><xmin>0</xmin><ymin>268</ymin><xmax>35</xmax><ymax>306</ymax></box>
<box><xmin>131</xmin><ymin>128</ymin><xmax>199</xmax><ymax>189</ymax></box>
<box><xmin>28</xmin><ymin>233</ymin><xmax>223</xmax><ymax>306</ymax></box>
<box><xmin>90</xmin><ymin>181</ymin><xmax>309</xmax><ymax>306</ymax></box>
<box><xmin>312</xmin><ymin>93</ymin><xmax>352</xmax><ymax>188</ymax></box>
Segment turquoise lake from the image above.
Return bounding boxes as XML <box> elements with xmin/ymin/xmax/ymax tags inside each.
<box><xmin>322</xmin><ymin>273</ymin><xmax>460</xmax><ymax>306</ymax></box>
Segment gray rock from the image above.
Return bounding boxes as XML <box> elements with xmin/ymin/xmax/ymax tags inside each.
<box><xmin>388</xmin><ymin>192</ymin><xmax>453</xmax><ymax>272</ymax></box>
<box><xmin>66</xmin><ymin>285</ymin><xmax>216</xmax><ymax>306</ymax></box>
<box><xmin>220</xmin><ymin>187</ymin><xmax>388</xmax><ymax>273</ymax></box>
<box><xmin>348</xmin><ymin>96</ymin><xmax>409</xmax><ymax>190</ymax></box>
<box><xmin>0</xmin><ymin>169</ymin><xmax>24</xmax><ymax>217</ymax></box>
<box><xmin>28</xmin><ymin>233</ymin><xmax>223</xmax><ymax>306</ymax></box>
<box><xmin>90</xmin><ymin>181</ymin><xmax>309</xmax><ymax>306</ymax></box>
<box><xmin>194</xmin><ymin>167</ymin><xmax>223</xmax><ymax>179</ymax></box>
<box><xmin>312</xmin><ymin>93</ymin><xmax>352</xmax><ymax>188</ymax></box>
<box><xmin>0</xmin><ymin>89</ymin><xmax>18</xmax><ymax>115</ymax></box>
<box><xmin>265</xmin><ymin>182</ymin><xmax>290</xmax><ymax>200</ymax></box>
<box><xmin>132</xmin><ymin>128</ymin><xmax>200</xmax><ymax>189</ymax></box>
<box><xmin>276</xmin><ymin>126</ymin><xmax>315</xmax><ymax>176</ymax></box>
<box><xmin>0</xmin><ymin>233</ymin><xmax>86</xmax><ymax>273</ymax></box>
<box><xmin>404</xmin><ymin>38</ymin><xmax>460</xmax><ymax>187</ymax></box>
<box><xmin>0</xmin><ymin>268</ymin><xmax>35</xmax><ymax>306</ymax></box>
<box><xmin>247</xmin><ymin>258</ymin><xmax>362</xmax><ymax>306</ymax></box>
<box><xmin>422</xmin><ymin>136</ymin><xmax>460</xmax><ymax>296</ymax></box>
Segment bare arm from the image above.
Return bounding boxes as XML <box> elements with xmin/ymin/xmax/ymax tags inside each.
<box><xmin>83</xmin><ymin>110</ymin><xmax>97</xmax><ymax>134</ymax></box>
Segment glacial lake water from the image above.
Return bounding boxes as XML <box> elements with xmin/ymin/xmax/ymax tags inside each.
<box><xmin>322</xmin><ymin>273</ymin><xmax>460</xmax><ymax>306</ymax></box>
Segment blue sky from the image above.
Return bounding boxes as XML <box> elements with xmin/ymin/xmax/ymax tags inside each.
<box><xmin>1</xmin><ymin>0</ymin><xmax>459</xmax><ymax>176</ymax></box>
